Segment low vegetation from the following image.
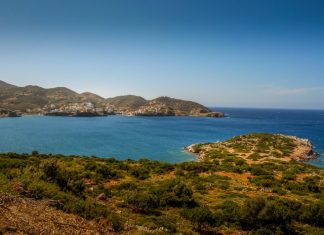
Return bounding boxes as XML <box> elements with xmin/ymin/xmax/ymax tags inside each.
<box><xmin>0</xmin><ymin>134</ymin><xmax>324</xmax><ymax>234</ymax></box>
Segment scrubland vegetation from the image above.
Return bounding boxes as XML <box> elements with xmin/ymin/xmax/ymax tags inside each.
<box><xmin>0</xmin><ymin>134</ymin><xmax>324</xmax><ymax>234</ymax></box>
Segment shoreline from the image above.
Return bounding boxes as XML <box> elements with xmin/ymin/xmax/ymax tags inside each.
<box><xmin>10</xmin><ymin>113</ymin><xmax>227</xmax><ymax>119</ymax></box>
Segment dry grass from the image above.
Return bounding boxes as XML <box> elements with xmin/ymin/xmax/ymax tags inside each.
<box><xmin>0</xmin><ymin>192</ymin><xmax>114</xmax><ymax>235</ymax></box>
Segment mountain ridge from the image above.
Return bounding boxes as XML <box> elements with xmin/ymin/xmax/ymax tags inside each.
<box><xmin>0</xmin><ymin>80</ymin><xmax>224</xmax><ymax>117</ymax></box>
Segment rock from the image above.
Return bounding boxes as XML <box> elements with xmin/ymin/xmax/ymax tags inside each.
<box><xmin>84</xmin><ymin>179</ymin><xmax>96</xmax><ymax>186</ymax></box>
<box><xmin>96</xmin><ymin>193</ymin><xmax>107</xmax><ymax>202</ymax></box>
<box><xmin>202</xmin><ymin>112</ymin><xmax>225</xmax><ymax>118</ymax></box>
<box><xmin>0</xmin><ymin>109</ymin><xmax>21</xmax><ymax>118</ymax></box>
<box><xmin>12</xmin><ymin>182</ymin><xmax>25</xmax><ymax>192</ymax></box>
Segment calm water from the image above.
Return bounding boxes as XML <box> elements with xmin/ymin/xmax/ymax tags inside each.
<box><xmin>0</xmin><ymin>108</ymin><xmax>324</xmax><ymax>167</ymax></box>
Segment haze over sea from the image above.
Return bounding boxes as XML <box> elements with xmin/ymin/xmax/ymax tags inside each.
<box><xmin>1</xmin><ymin>108</ymin><xmax>324</xmax><ymax>167</ymax></box>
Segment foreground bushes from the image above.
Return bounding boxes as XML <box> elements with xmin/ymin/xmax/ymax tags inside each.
<box><xmin>181</xmin><ymin>207</ymin><xmax>216</xmax><ymax>231</ymax></box>
<box><xmin>124</xmin><ymin>179</ymin><xmax>197</xmax><ymax>213</ymax></box>
<box><xmin>0</xmin><ymin>152</ymin><xmax>323</xmax><ymax>234</ymax></box>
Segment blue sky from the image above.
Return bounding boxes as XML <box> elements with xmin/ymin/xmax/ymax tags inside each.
<box><xmin>0</xmin><ymin>0</ymin><xmax>323</xmax><ymax>109</ymax></box>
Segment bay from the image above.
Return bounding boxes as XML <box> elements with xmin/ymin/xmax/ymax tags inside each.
<box><xmin>0</xmin><ymin>108</ymin><xmax>324</xmax><ymax>166</ymax></box>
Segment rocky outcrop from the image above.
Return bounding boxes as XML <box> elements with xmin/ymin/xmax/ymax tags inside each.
<box><xmin>45</xmin><ymin>111</ymin><xmax>109</xmax><ymax>117</ymax></box>
<box><xmin>186</xmin><ymin>133</ymin><xmax>319</xmax><ymax>163</ymax></box>
<box><xmin>285</xmin><ymin>135</ymin><xmax>320</xmax><ymax>161</ymax></box>
<box><xmin>0</xmin><ymin>109</ymin><xmax>21</xmax><ymax>118</ymax></box>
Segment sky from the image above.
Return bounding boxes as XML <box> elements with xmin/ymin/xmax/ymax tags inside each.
<box><xmin>0</xmin><ymin>0</ymin><xmax>323</xmax><ymax>109</ymax></box>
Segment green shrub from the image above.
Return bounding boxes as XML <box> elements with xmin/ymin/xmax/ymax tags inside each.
<box><xmin>219</xmin><ymin>200</ymin><xmax>240</xmax><ymax>223</ymax></box>
<box><xmin>109</xmin><ymin>213</ymin><xmax>124</xmax><ymax>232</ymax></box>
<box><xmin>299</xmin><ymin>202</ymin><xmax>324</xmax><ymax>227</ymax></box>
<box><xmin>124</xmin><ymin>192</ymin><xmax>160</xmax><ymax>214</ymax></box>
<box><xmin>67</xmin><ymin>198</ymin><xmax>109</xmax><ymax>219</ymax></box>
<box><xmin>181</xmin><ymin>206</ymin><xmax>216</xmax><ymax>231</ymax></box>
<box><xmin>95</xmin><ymin>164</ymin><xmax>119</xmax><ymax>180</ymax></box>
<box><xmin>240</xmin><ymin>197</ymin><xmax>299</xmax><ymax>233</ymax></box>
<box><xmin>130</xmin><ymin>167</ymin><xmax>150</xmax><ymax>180</ymax></box>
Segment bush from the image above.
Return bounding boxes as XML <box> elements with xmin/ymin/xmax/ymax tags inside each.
<box><xmin>116</xmin><ymin>181</ymin><xmax>138</xmax><ymax>190</ymax></box>
<box><xmin>125</xmin><ymin>192</ymin><xmax>160</xmax><ymax>214</ymax></box>
<box><xmin>250</xmin><ymin>166</ymin><xmax>271</xmax><ymax>176</ymax></box>
<box><xmin>43</xmin><ymin>160</ymin><xmax>59</xmax><ymax>180</ymax></box>
<box><xmin>240</xmin><ymin>197</ymin><xmax>299</xmax><ymax>233</ymax></box>
<box><xmin>130</xmin><ymin>167</ymin><xmax>150</xmax><ymax>180</ymax></box>
<box><xmin>156</xmin><ymin>180</ymin><xmax>197</xmax><ymax>208</ymax></box>
<box><xmin>299</xmin><ymin>202</ymin><xmax>324</xmax><ymax>227</ymax></box>
<box><xmin>109</xmin><ymin>213</ymin><xmax>124</xmax><ymax>232</ymax></box>
<box><xmin>303</xmin><ymin>176</ymin><xmax>321</xmax><ymax>193</ymax></box>
<box><xmin>67</xmin><ymin>198</ymin><xmax>109</xmax><ymax>219</ymax></box>
<box><xmin>95</xmin><ymin>164</ymin><xmax>119</xmax><ymax>180</ymax></box>
<box><xmin>181</xmin><ymin>206</ymin><xmax>216</xmax><ymax>231</ymax></box>
<box><xmin>219</xmin><ymin>200</ymin><xmax>240</xmax><ymax>223</ymax></box>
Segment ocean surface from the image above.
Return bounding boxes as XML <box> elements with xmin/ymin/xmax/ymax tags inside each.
<box><xmin>0</xmin><ymin>108</ymin><xmax>324</xmax><ymax>167</ymax></box>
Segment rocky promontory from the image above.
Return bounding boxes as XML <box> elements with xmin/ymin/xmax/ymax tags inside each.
<box><xmin>186</xmin><ymin>133</ymin><xmax>319</xmax><ymax>162</ymax></box>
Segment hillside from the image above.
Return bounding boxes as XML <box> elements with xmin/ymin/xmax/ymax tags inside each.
<box><xmin>133</xmin><ymin>96</ymin><xmax>216</xmax><ymax>116</ymax></box>
<box><xmin>106</xmin><ymin>95</ymin><xmax>148</xmax><ymax>113</ymax></box>
<box><xmin>0</xmin><ymin>192</ymin><xmax>111</xmax><ymax>234</ymax></box>
<box><xmin>0</xmin><ymin>81</ymin><xmax>224</xmax><ymax>117</ymax></box>
<box><xmin>0</xmin><ymin>82</ymin><xmax>81</xmax><ymax>111</ymax></box>
<box><xmin>0</xmin><ymin>133</ymin><xmax>323</xmax><ymax>234</ymax></box>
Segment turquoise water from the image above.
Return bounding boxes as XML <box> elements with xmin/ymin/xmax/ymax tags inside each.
<box><xmin>0</xmin><ymin>108</ymin><xmax>324</xmax><ymax>166</ymax></box>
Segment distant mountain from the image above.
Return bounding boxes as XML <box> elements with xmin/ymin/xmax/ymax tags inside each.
<box><xmin>0</xmin><ymin>82</ymin><xmax>80</xmax><ymax>111</ymax></box>
<box><xmin>0</xmin><ymin>80</ymin><xmax>224</xmax><ymax>117</ymax></box>
<box><xmin>106</xmin><ymin>95</ymin><xmax>148</xmax><ymax>112</ymax></box>
<box><xmin>0</xmin><ymin>80</ymin><xmax>17</xmax><ymax>89</ymax></box>
<box><xmin>105</xmin><ymin>95</ymin><xmax>216</xmax><ymax>116</ymax></box>
<box><xmin>79</xmin><ymin>92</ymin><xmax>106</xmax><ymax>105</ymax></box>
<box><xmin>148</xmin><ymin>96</ymin><xmax>211</xmax><ymax>115</ymax></box>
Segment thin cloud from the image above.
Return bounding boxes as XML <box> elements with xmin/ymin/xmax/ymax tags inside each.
<box><xmin>263</xmin><ymin>87</ymin><xmax>323</xmax><ymax>96</ymax></box>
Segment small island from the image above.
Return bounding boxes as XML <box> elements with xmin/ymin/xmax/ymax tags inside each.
<box><xmin>0</xmin><ymin>133</ymin><xmax>323</xmax><ymax>234</ymax></box>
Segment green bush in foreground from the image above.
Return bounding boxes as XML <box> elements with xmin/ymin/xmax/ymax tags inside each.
<box><xmin>0</xmin><ymin>149</ymin><xmax>323</xmax><ymax>234</ymax></box>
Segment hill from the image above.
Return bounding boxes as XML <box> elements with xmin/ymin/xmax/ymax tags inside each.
<box><xmin>0</xmin><ymin>80</ymin><xmax>17</xmax><ymax>89</ymax></box>
<box><xmin>0</xmin><ymin>81</ymin><xmax>224</xmax><ymax>117</ymax></box>
<box><xmin>0</xmin><ymin>82</ymin><xmax>81</xmax><ymax>111</ymax></box>
<box><xmin>106</xmin><ymin>95</ymin><xmax>148</xmax><ymax>113</ymax></box>
<box><xmin>0</xmin><ymin>133</ymin><xmax>323</xmax><ymax>234</ymax></box>
<box><xmin>134</xmin><ymin>96</ymin><xmax>215</xmax><ymax>116</ymax></box>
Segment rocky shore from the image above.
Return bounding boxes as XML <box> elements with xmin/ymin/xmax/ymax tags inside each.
<box><xmin>284</xmin><ymin>135</ymin><xmax>320</xmax><ymax>161</ymax></box>
<box><xmin>44</xmin><ymin>111</ymin><xmax>111</xmax><ymax>117</ymax></box>
<box><xmin>0</xmin><ymin>109</ymin><xmax>21</xmax><ymax>118</ymax></box>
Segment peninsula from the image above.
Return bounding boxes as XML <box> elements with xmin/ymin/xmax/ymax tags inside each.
<box><xmin>186</xmin><ymin>133</ymin><xmax>319</xmax><ymax>162</ymax></box>
<box><xmin>0</xmin><ymin>133</ymin><xmax>323</xmax><ymax>234</ymax></box>
<box><xmin>0</xmin><ymin>80</ymin><xmax>224</xmax><ymax>118</ymax></box>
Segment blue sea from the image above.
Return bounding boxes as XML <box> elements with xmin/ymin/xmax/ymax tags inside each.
<box><xmin>0</xmin><ymin>108</ymin><xmax>324</xmax><ymax>167</ymax></box>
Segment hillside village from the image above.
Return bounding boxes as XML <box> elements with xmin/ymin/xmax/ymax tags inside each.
<box><xmin>0</xmin><ymin>81</ymin><xmax>225</xmax><ymax>118</ymax></box>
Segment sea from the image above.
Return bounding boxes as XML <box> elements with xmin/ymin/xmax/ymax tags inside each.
<box><xmin>0</xmin><ymin>108</ymin><xmax>324</xmax><ymax>167</ymax></box>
